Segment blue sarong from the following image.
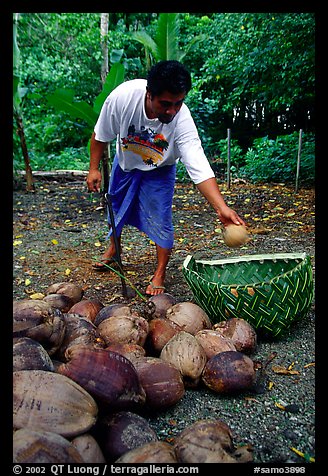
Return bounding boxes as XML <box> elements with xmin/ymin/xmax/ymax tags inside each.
<box><xmin>107</xmin><ymin>156</ymin><xmax>176</xmax><ymax>249</ymax></box>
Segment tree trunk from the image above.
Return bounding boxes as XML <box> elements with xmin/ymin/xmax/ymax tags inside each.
<box><xmin>100</xmin><ymin>13</ymin><xmax>109</xmax><ymax>85</ymax></box>
<box><xmin>14</xmin><ymin>111</ymin><xmax>35</xmax><ymax>192</ymax></box>
<box><xmin>100</xmin><ymin>13</ymin><xmax>110</xmax><ymax>208</ymax></box>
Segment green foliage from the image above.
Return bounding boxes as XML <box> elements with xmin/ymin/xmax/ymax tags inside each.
<box><xmin>46</xmin><ymin>60</ymin><xmax>125</xmax><ymax>135</ymax></box>
<box><xmin>183</xmin><ymin>13</ymin><xmax>315</xmax><ymax>148</ymax></box>
<box><xmin>175</xmin><ymin>160</ymin><xmax>191</xmax><ymax>183</ymax></box>
<box><xmin>14</xmin><ymin>12</ymin><xmax>315</xmax><ymax>186</ymax></box>
<box><xmin>93</xmin><ymin>62</ymin><xmax>125</xmax><ymax>115</ymax></box>
<box><xmin>47</xmin><ymin>88</ymin><xmax>98</xmax><ymax>127</ymax></box>
<box><xmin>131</xmin><ymin>13</ymin><xmax>204</xmax><ymax>68</ymax></box>
<box><xmin>44</xmin><ymin>147</ymin><xmax>89</xmax><ymax>171</ymax></box>
<box><xmin>215</xmin><ymin>138</ymin><xmax>244</xmax><ymax>166</ymax></box>
<box><xmin>239</xmin><ymin>132</ymin><xmax>315</xmax><ymax>184</ymax></box>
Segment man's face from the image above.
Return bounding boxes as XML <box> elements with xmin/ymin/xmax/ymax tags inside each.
<box><xmin>146</xmin><ymin>90</ymin><xmax>186</xmax><ymax>124</ymax></box>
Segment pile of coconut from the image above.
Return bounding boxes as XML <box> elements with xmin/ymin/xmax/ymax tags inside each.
<box><xmin>13</xmin><ymin>282</ymin><xmax>257</xmax><ymax>464</ymax></box>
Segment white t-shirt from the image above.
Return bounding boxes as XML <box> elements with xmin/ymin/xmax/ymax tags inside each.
<box><xmin>94</xmin><ymin>79</ymin><xmax>215</xmax><ymax>184</ymax></box>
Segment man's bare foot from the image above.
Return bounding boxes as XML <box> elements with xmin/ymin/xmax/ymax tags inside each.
<box><xmin>146</xmin><ymin>274</ymin><xmax>166</xmax><ymax>296</ymax></box>
<box><xmin>92</xmin><ymin>246</ymin><xmax>120</xmax><ymax>271</ymax></box>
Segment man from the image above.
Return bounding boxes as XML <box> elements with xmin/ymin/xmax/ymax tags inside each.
<box><xmin>86</xmin><ymin>60</ymin><xmax>245</xmax><ymax>296</ymax></box>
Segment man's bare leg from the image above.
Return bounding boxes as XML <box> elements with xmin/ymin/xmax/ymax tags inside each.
<box><xmin>93</xmin><ymin>235</ymin><xmax>122</xmax><ymax>270</ymax></box>
<box><xmin>146</xmin><ymin>244</ymin><xmax>171</xmax><ymax>295</ymax></box>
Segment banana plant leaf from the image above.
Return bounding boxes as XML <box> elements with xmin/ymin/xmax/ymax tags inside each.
<box><xmin>46</xmin><ymin>88</ymin><xmax>98</xmax><ymax>128</ymax></box>
<box><xmin>46</xmin><ymin>61</ymin><xmax>125</xmax><ymax>132</ymax></box>
<box><xmin>93</xmin><ymin>62</ymin><xmax>125</xmax><ymax>115</ymax></box>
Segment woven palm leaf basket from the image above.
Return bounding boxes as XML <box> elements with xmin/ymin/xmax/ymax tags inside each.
<box><xmin>182</xmin><ymin>252</ymin><xmax>314</xmax><ymax>337</ymax></box>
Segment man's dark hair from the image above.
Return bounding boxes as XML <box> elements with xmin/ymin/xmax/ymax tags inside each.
<box><xmin>147</xmin><ymin>60</ymin><xmax>192</xmax><ymax>97</ymax></box>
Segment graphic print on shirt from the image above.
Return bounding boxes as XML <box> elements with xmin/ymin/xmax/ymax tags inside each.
<box><xmin>121</xmin><ymin>125</ymin><xmax>169</xmax><ymax>167</ymax></box>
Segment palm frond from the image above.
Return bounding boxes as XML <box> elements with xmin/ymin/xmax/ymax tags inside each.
<box><xmin>155</xmin><ymin>13</ymin><xmax>180</xmax><ymax>61</ymax></box>
<box><xmin>131</xmin><ymin>30</ymin><xmax>159</xmax><ymax>59</ymax></box>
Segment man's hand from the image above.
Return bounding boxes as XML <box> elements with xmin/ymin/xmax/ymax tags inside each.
<box><xmin>216</xmin><ymin>203</ymin><xmax>246</xmax><ymax>227</ymax></box>
<box><xmin>86</xmin><ymin>169</ymin><xmax>102</xmax><ymax>193</ymax></box>
<box><xmin>196</xmin><ymin>177</ymin><xmax>246</xmax><ymax>228</ymax></box>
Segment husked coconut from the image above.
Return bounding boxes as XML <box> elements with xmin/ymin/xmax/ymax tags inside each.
<box><xmin>174</xmin><ymin>419</ymin><xmax>253</xmax><ymax>463</ymax></box>
<box><xmin>57</xmin><ymin>347</ymin><xmax>146</xmax><ymax>410</ymax></box>
<box><xmin>133</xmin><ymin>357</ymin><xmax>185</xmax><ymax>410</ymax></box>
<box><xmin>13</xmin><ymin>370</ymin><xmax>98</xmax><ymax>437</ymax></box>
<box><xmin>71</xmin><ymin>433</ymin><xmax>106</xmax><ymax>463</ymax></box>
<box><xmin>45</xmin><ymin>282</ymin><xmax>84</xmax><ymax>304</ymax></box>
<box><xmin>160</xmin><ymin>331</ymin><xmax>207</xmax><ymax>387</ymax></box>
<box><xmin>166</xmin><ymin>302</ymin><xmax>211</xmax><ymax>334</ymax></box>
<box><xmin>13</xmin><ymin>337</ymin><xmax>54</xmax><ymax>372</ymax></box>
<box><xmin>213</xmin><ymin>318</ymin><xmax>257</xmax><ymax>354</ymax></box>
<box><xmin>56</xmin><ymin>313</ymin><xmax>104</xmax><ymax>361</ymax></box>
<box><xmin>202</xmin><ymin>351</ymin><xmax>256</xmax><ymax>394</ymax></box>
<box><xmin>68</xmin><ymin>299</ymin><xmax>104</xmax><ymax>323</ymax></box>
<box><xmin>148</xmin><ymin>293</ymin><xmax>177</xmax><ymax>319</ymax></box>
<box><xmin>43</xmin><ymin>293</ymin><xmax>75</xmax><ymax>313</ymax></box>
<box><xmin>13</xmin><ymin>428</ymin><xmax>84</xmax><ymax>463</ymax></box>
<box><xmin>97</xmin><ymin>314</ymin><xmax>149</xmax><ymax>347</ymax></box>
<box><xmin>94</xmin><ymin>304</ymin><xmax>132</xmax><ymax>326</ymax></box>
<box><xmin>13</xmin><ymin>299</ymin><xmax>66</xmax><ymax>355</ymax></box>
<box><xmin>145</xmin><ymin>317</ymin><xmax>182</xmax><ymax>356</ymax></box>
<box><xmin>195</xmin><ymin>329</ymin><xmax>236</xmax><ymax>359</ymax></box>
<box><xmin>96</xmin><ymin>411</ymin><xmax>158</xmax><ymax>461</ymax></box>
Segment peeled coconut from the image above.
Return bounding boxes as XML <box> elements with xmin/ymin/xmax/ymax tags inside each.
<box><xmin>96</xmin><ymin>411</ymin><xmax>158</xmax><ymax>461</ymax></box>
<box><xmin>174</xmin><ymin>419</ymin><xmax>253</xmax><ymax>463</ymax></box>
<box><xmin>160</xmin><ymin>331</ymin><xmax>207</xmax><ymax>387</ymax></box>
<box><xmin>223</xmin><ymin>224</ymin><xmax>248</xmax><ymax>248</ymax></box>
<box><xmin>166</xmin><ymin>302</ymin><xmax>211</xmax><ymax>335</ymax></box>
<box><xmin>68</xmin><ymin>299</ymin><xmax>104</xmax><ymax>323</ymax></box>
<box><xmin>133</xmin><ymin>357</ymin><xmax>185</xmax><ymax>410</ymax></box>
<box><xmin>202</xmin><ymin>350</ymin><xmax>256</xmax><ymax>394</ymax></box>
<box><xmin>71</xmin><ymin>433</ymin><xmax>106</xmax><ymax>463</ymax></box>
<box><xmin>45</xmin><ymin>282</ymin><xmax>84</xmax><ymax>304</ymax></box>
<box><xmin>148</xmin><ymin>293</ymin><xmax>177</xmax><ymax>319</ymax></box>
<box><xmin>213</xmin><ymin>318</ymin><xmax>257</xmax><ymax>354</ymax></box>
<box><xmin>97</xmin><ymin>314</ymin><xmax>149</xmax><ymax>347</ymax></box>
<box><xmin>195</xmin><ymin>329</ymin><xmax>237</xmax><ymax>359</ymax></box>
<box><xmin>94</xmin><ymin>304</ymin><xmax>132</xmax><ymax>326</ymax></box>
<box><xmin>105</xmin><ymin>342</ymin><xmax>146</xmax><ymax>362</ymax></box>
<box><xmin>145</xmin><ymin>317</ymin><xmax>182</xmax><ymax>356</ymax></box>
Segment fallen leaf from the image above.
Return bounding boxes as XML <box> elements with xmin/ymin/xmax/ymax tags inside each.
<box><xmin>290</xmin><ymin>447</ymin><xmax>315</xmax><ymax>463</ymax></box>
<box><xmin>275</xmin><ymin>402</ymin><xmax>286</xmax><ymax>410</ymax></box>
<box><xmin>65</xmin><ymin>268</ymin><xmax>71</xmax><ymax>276</ymax></box>
<box><xmin>25</xmin><ymin>278</ymin><xmax>31</xmax><ymax>286</ymax></box>
<box><xmin>51</xmin><ymin>239</ymin><xmax>59</xmax><ymax>245</ymax></box>
<box><xmin>304</xmin><ymin>362</ymin><xmax>315</xmax><ymax>369</ymax></box>
<box><xmin>271</xmin><ymin>365</ymin><xmax>300</xmax><ymax>375</ymax></box>
<box><xmin>29</xmin><ymin>292</ymin><xmax>45</xmax><ymax>299</ymax></box>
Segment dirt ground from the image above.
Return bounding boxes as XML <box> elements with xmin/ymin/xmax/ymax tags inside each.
<box><xmin>13</xmin><ymin>175</ymin><xmax>316</xmax><ymax>464</ymax></box>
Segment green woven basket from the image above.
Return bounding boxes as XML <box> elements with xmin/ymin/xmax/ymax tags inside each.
<box><xmin>182</xmin><ymin>253</ymin><xmax>314</xmax><ymax>337</ymax></box>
